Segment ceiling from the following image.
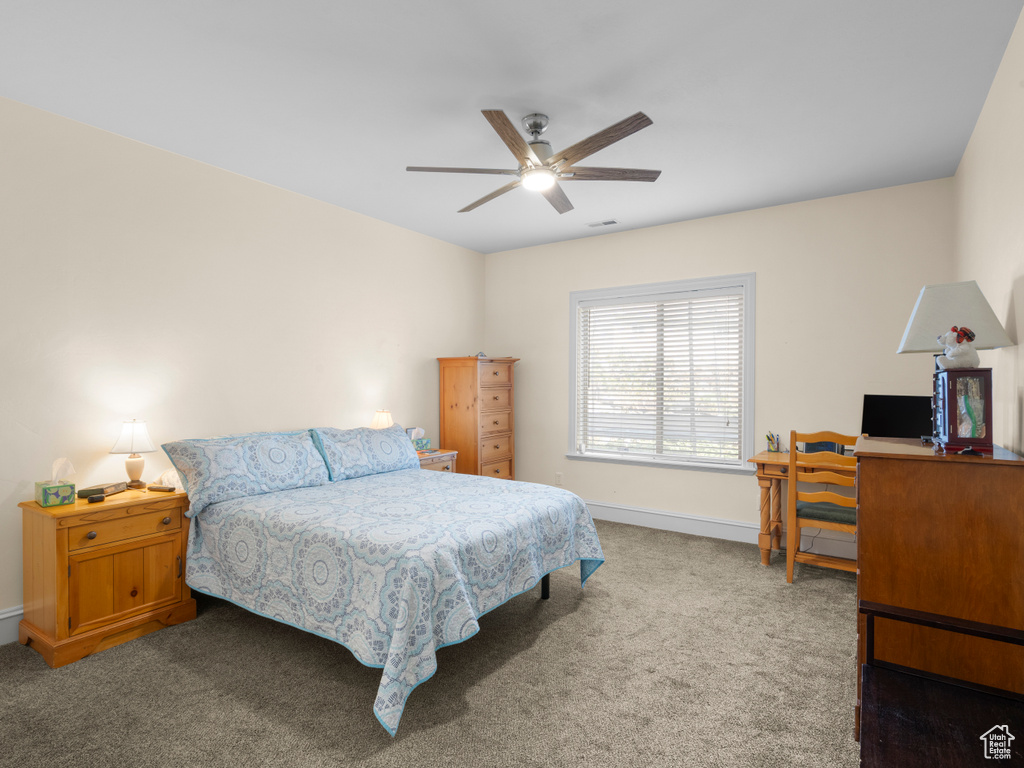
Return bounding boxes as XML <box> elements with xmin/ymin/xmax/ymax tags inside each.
<box><xmin>2</xmin><ymin>1</ymin><xmax>1022</xmax><ymax>254</ymax></box>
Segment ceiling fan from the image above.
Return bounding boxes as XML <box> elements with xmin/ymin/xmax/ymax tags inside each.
<box><xmin>407</xmin><ymin>110</ymin><xmax>661</xmax><ymax>214</ymax></box>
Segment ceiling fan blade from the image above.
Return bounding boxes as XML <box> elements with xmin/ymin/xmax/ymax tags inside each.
<box><xmin>550</xmin><ymin>112</ymin><xmax>653</xmax><ymax>168</ymax></box>
<box><xmin>482</xmin><ymin>110</ymin><xmax>540</xmax><ymax>168</ymax></box>
<box><xmin>560</xmin><ymin>167</ymin><xmax>661</xmax><ymax>182</ymax></box>
<box><xmin>458</xmin><ymin>180</ymin><xmax>521</xmax><ymax>213</ymax></box>
<box><xmin>407</xmin><ymin>166</ymin><xmax>518</xmax><ymax>175</ymax></box>
<box><xmin>541</xmin><ymin>182</ymin><xmax>574</xmax><ymax>214</ymax></box>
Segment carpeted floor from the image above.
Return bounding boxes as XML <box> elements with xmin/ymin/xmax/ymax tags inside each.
<box><xmin>0</xmin><ymin>520</ymin><xmax>859</xmax><ymax>768</ymax></box>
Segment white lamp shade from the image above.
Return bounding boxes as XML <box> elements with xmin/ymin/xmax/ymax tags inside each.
<box><xmin>897</xmin><ymin>280</ymin><xmax>1014</xmax><ymax>353</ymax></box>
<box><xmin>370</xmin><ymin>410</ymin><xmax>394</xmax><ymax>429</ymax></box>
<box><xmin>110</xmin><ymin>419</ymin><xmax>156</xmax><ymax>454</ymax></box>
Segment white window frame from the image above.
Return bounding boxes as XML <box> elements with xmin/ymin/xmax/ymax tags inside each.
<box><xmin>568</xmin><ymin>273</ymin><xmax>756</xmax><ymax>472</ymax></box>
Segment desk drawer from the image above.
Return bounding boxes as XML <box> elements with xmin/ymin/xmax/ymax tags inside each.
<box><xmin>762</xmin><ymin>463</ymin><xmax>789</xmax><ymax>478</ymax></box>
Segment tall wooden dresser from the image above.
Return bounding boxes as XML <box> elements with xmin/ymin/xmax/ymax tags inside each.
<box><xmin>438</xmin><ymin>356</ymin><xmax>519</xmax><ymax>479</ymax></box>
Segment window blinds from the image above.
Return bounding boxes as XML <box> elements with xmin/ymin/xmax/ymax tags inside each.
<box><xmin>575</xmin><ymin>287</ymin><xmax>745</xmax><ymax>468</ymax></box>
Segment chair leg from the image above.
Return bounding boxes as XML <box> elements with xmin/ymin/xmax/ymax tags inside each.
<box><xmin>786</xmin><ymin>520</ymin><xmax>797</xmax><ymax>583</ymax></box>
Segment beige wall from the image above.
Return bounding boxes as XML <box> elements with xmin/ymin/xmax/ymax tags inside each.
<box><xmin>484</xmin><ymin>180</ymin><xmax>956</xmax><ymax>522</ymax></box>
<box><xmin>0</xmin><ymin>98</ymin><xmax>484</xmax><ymax>612</ymax></box>
<box><xmin>7</xmin><ymin>0</ymin><xmax>1024</xmax><ymax>622</ymax></box>
<box><xmin>955</xmin><ymin>10</ymin><xmax>1024</xmax><ymax>454</ymax></box>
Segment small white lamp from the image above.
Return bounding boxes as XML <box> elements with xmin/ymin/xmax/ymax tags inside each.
<box><xmin>370</xmin><ymin>410</ymin><xmax>394</xmax><ymax>429</ymax></box>
<box><xmin>110</xmin><ymin>419</ymin><xmax>156</xmax><ymax>489</ymax></box>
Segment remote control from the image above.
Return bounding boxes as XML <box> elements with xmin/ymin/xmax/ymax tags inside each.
<box><xmin>87</xmin><ymin>494</ymin><xmax>106</xmax><ymax>503</ymax></box>
<box><xmin>148</xmin><ymin>485</ymin><xmax>176</xmax><ymax>492</ymax></box>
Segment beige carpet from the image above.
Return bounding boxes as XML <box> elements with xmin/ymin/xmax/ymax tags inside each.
<box><xmin>0</xmin><ymin>520</ymin><xmax>859</xmax><ymax>767</ymax></box>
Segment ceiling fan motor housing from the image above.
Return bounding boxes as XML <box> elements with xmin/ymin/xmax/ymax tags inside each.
<box><xmin>529</xmin><ymin>139</ymin><xmax>553</xmax><ymax>164</ymax></box>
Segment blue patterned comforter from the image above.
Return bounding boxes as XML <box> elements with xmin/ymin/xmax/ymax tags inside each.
<box><xmin>184</xmin><ymin>468</ymin><xmax>604</xmax><ymax>735</ymax></box>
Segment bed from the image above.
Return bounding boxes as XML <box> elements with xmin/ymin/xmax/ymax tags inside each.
<box><xmin>164</xmin><ymin>425</ymin><xmax>604</xmax><ymax>735</ymax></box>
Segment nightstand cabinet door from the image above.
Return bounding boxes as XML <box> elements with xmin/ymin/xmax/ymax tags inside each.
<box><xmin>439</xmin><ymin>356</ymin><xmax>519</xmax><ymax>479</ymax></box>
<box><xmin>69</xmin><ymin>533</ymin><xmax>182</xmax><ymax>636</ymax></box>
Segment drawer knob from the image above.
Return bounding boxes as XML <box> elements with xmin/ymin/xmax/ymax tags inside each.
<box><xmin>492</xmin><ymin>371</ymin><xmax>499</xmax><ymax>376</ymax></box>
<box><xmin>494</xmin><ymin>469</ymin><xmax>501</xmax><ymax>475</ymax></box>
<box><xmin>780</xmin><ymin>467</ymin><xmax>788</xmax><ymax>475</ymax></box>
<box><xmin>493</xmin><ymin>395</ymin><xmax>500</xmax><ymax>400</ymax></box>
<box><xmin>493</xmin><ymin>420</ymin><xmax>500</xmax><ymax>425</ymax></box>
<box><xmin>442</xmin><ymin>464</ymin><xmax>451</xmax><ymax>471</ymax></box>
<box><xmin>86</xmin><ymin>531</ymin><xmax>97</xmax><ymax>540</ymax></box>
<box><xmin>162</xmin><ymin>517</ymin><xmax>172</xmax><ymax>525</ymax></box>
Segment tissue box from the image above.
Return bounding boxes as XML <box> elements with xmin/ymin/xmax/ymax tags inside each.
<box><xmin>413</xmin><ymin>438</ymin><xmax>431</xmax><ymax>451</ymax></box>
<box><xmin>35</xmin><ymin>481</ymin><xmax>76</xmax><ymax>507</ymax></box>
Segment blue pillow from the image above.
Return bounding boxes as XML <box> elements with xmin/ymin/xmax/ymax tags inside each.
<box><xmin>163</xmin><ymin>430</ymin><xmax>330</xmax><ymax>516</ymax></box>
<box><xmin>310</xmin><ymin>424</ymin><xmax>420</xmax><ymax>481</ymax></box>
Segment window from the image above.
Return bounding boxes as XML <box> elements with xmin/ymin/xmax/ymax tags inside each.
<box><xmin>569</xmin><ymin>273</ymin><xmax>755</xmax><ymax>471</ymax></box>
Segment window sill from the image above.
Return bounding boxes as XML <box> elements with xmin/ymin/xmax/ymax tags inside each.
<box><xmin>565</xmin><ymin>452</ymin><xmax>755</xmax><ymax>475</ymax></box>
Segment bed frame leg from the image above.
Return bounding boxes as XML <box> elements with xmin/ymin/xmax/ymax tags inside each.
<box><xmin>541</xmin><ymin>573</ymin><xmax>550</xmax><ymax>599</ymax></box>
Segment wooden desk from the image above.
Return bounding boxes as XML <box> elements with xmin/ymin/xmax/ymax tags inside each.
<box><xmin>854</xmin><ymin>437</ymin><xmax>1024</xmax><ymax>735</ymax></box>
<box><xmin>748</xmin><ymin>450</ymin><xmax>789</xmax><ymax>565</ymax></box>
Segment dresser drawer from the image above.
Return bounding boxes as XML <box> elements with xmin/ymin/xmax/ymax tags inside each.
<box><xmin>481</xmin><ymin>388</ymin><xmax>511</xmax><ymax>411</ymax></box>
<box><xmin>69</xmin><ymin>507</ymin><xmax>183</xmax><ymax>551</ymax></box>
<box><xmin>480</xmin><ymin>436</ymin><xmax>513</xmax><ymax>461</ymax></box>
<box><xmin>481</xmin><ymin>459</ymin><xmax>512</xmax><ymax>479</ymax></box>
<box><xmin>480</xmin><ymin>411</ymin><xmax>511</xmax><ymax>434</ymax></box>
<box><xmin>480</xmin><ymin>363</ymin><xmax>511</xmax><ymax>385</ymax></box>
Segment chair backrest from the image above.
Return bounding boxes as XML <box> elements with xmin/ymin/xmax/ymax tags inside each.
<box><xmin>788</xmin><ymin>430</ymin><xmax>859</xmax><ymax>511</ymax></box>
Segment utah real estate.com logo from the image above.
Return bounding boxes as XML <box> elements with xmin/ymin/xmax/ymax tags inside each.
<box><xmin>980</xmin><ymin>725</ymin><xmax>1014</xmax><ymax>760</ymax></box>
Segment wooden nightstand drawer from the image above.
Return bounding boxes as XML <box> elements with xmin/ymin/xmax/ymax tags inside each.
<box><xmin>481</xmin><ymin>388</ymin><xmax>511</xmax><ymax>411</ymax></box>
<box><xmin>419</xmin><ymin>450</ymin><xmax>457</xmax><ymax>473</ymax></box>
<box><xmin>480</xmin><ymin>411</ymin><xmax>511</xmax><ymax>434</ymax></box>
<box><xmin>480</xmin><ymin>436</ymin><xmax>513</xmax><ymax>461</ymax></box>
<box><xmin>481</xmin><ymin>459</ymin><xmax>512</xmax><ymax>479</ymax></box>
<box><xmin>480</xmin><ymin>363</ymin><xmax>511</xmax><ymax>384</ymax></box>
<box><xmin>69</xmin><ymin>507</ymin><xmax>182</xmax><ymax>552</ymax></box>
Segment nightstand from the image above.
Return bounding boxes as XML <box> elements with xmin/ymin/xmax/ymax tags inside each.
<box><xmin>18</xmin><ymin>488</ymin><xmax>197</xmax><ymax>667</ymax></box>
<box><xmin>418</xmin><ymin>449</ymin><xmax>457</xmax><ymax>473</ymax></box>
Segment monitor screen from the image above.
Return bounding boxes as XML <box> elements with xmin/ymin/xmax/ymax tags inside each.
<box><xmin>861</xmin><ymin>394</ymin><xmax>933</xmax><ymax>439</ymax></box>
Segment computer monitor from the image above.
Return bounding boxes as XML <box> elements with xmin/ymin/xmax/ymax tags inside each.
<box><xmin>860</xmin><ymin>394</ymin><xmax>933</xmax><ymax>439</ymax></box>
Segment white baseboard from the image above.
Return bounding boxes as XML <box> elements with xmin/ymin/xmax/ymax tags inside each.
<box><xmin>0</xmin><ymin>604</ymin><xmax>23</xmax><ymax>646</ymax></box>
<box><xmin>585</xmin><ymin>500</ymin><xmax>759</xmax><ymax>543</ymax></box>
<box><xmin>584</xmin><ymin>500</ymin><xmax>857</xmax><ymax>561</ymax></box>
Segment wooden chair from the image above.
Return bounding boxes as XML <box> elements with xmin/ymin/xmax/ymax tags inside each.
<box><xmin>786</xmin><ymin>430</ymin><xmax>859</xmax><ymax>583</ymax></box>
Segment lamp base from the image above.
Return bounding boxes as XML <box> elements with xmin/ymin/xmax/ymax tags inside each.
<box><xmin>125</xmin><ymin>453</ymin><xmax>147</xmax><ymax>489</ymax></box>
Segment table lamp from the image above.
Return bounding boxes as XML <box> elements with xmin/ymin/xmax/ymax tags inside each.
<box><xmin>897</xmin><ymin>281</ymin><xmax>1013</xmax><ymax>453</ymax></box>
<box><xmin>110</xmin><ymin>419</ymin><xmax>157</xmax><ymax>488</ymax></box>
<box><xmin>370</xmin><ymin>410</ymin><xmax>394</xmax><ymax>429</ymax></box>
<box><xmin>896</xmin><ymin>281</ymin><xmax>1012</xmax><ymax>355</ymax></box>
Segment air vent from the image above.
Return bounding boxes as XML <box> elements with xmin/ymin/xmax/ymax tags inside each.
<box><xmin>586</xmin><ymin>219</ymin><xmax>619</xmax><ymax>228</ymax></box>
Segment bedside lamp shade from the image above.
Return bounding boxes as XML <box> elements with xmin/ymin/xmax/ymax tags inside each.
<box><xmin>370</xmin><ymin>410</ymin><xmax>394</xmax><ymax>429</ymax></box>
<box><xmin>897</xmin><ymin>281</ymin><xmax>1012</xmax><ymax>354</ymax></box>
<box><xmin>110</xmin><ymin>419</ymin><xmax>156</xmax><ymax>489</ymax></box>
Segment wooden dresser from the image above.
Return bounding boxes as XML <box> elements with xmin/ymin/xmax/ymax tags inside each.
<box><xmin>854</xmin><ymin>437</ymin><xmax>1024</xmax><ymax>729</ymax></box>
<box><xmin>438</xmin><ymin>356</ymin><xmax>519</xmax><ymax>479</ymax></box>
<box><xmin>18</xmin><ymin>489</ymin><xmax>196</xmax><ymax>667</ymax></box>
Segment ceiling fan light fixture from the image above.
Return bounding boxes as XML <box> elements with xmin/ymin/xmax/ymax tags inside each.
<box><xmin>520</xmin><ymin>167</ymin><xmax>556</xmax><ymax>191</ymax></box>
